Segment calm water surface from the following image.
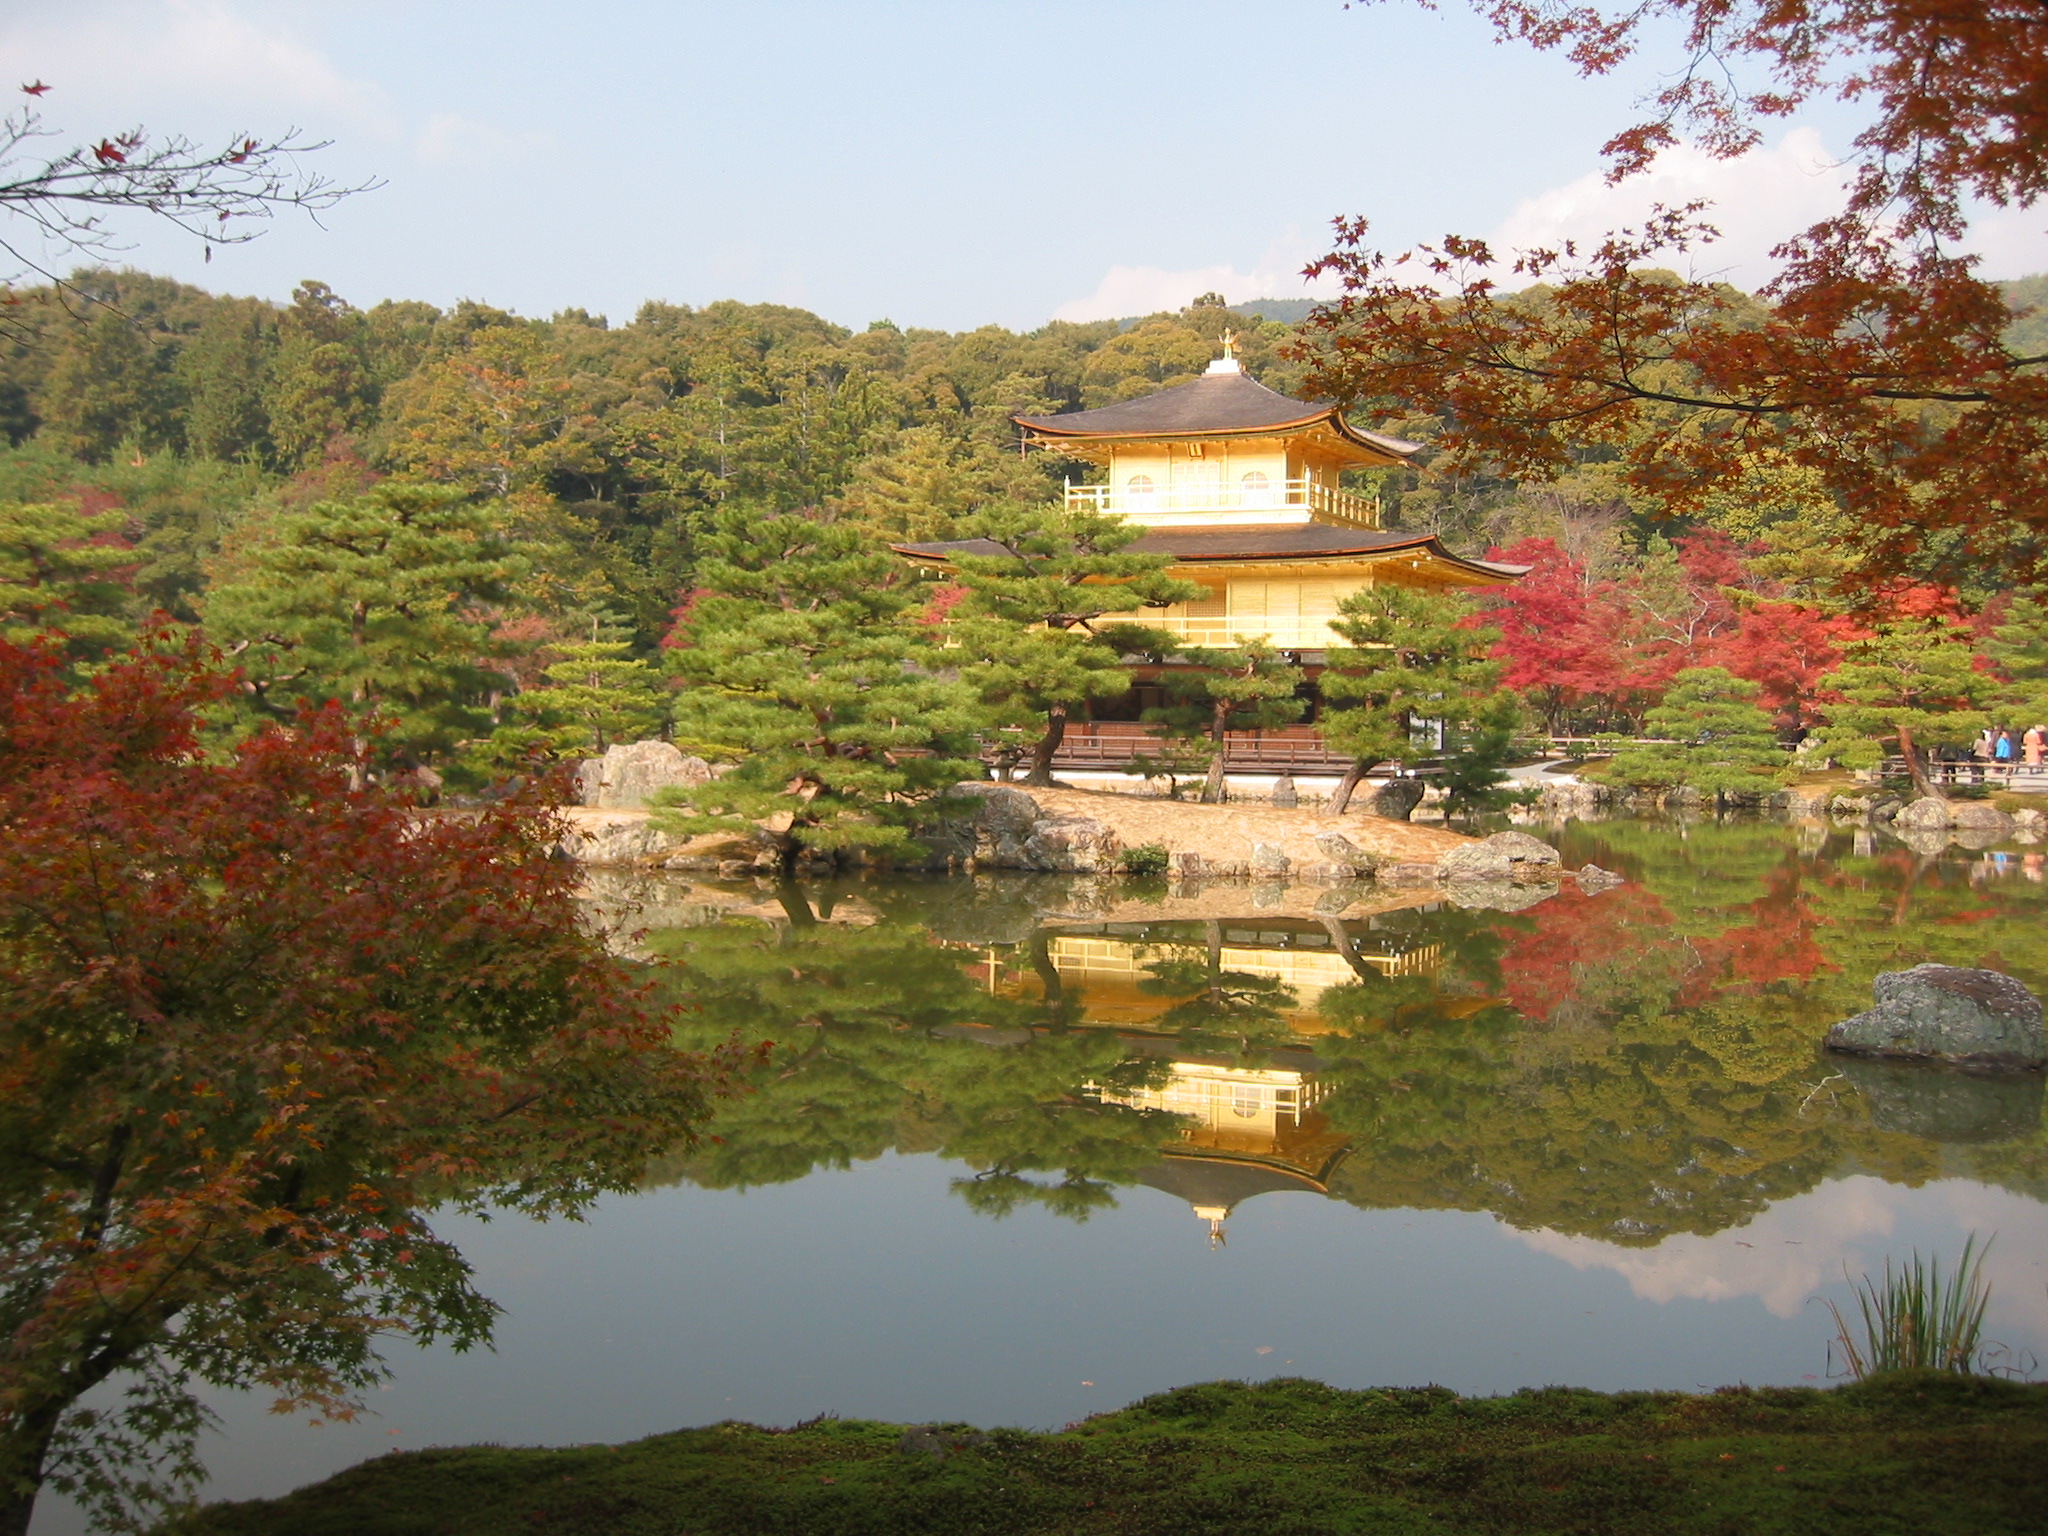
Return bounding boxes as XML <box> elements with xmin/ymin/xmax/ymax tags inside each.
<box><xmin>38</xmin><ymin>818</ymin><xmax>2048</xmax><ymax>1530</ymax></box>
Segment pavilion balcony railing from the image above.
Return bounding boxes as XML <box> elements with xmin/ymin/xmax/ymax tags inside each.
<box><xmin>1063</xmin><ymin>478</ymin><xmax>1380</xmax><ymax>527</ymax></box>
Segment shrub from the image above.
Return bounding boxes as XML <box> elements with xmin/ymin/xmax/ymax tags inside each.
<box><xmin>1119</xmin><ymin>842</ymin><xmax>1171</xmax><ymax>877</ymax></box>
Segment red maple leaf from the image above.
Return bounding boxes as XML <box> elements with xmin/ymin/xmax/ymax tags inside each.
<box><xmin>20</xmin><ymin>80</ymin><xmax>49</xmax><ymax>96</ymax></box>
<box><xmin>92</xmin><ymin>140</ymin><xmax>125</xmax><ymax>165</ymax></box>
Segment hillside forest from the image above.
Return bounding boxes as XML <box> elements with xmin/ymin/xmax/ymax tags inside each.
<box><xmin>6</xmin><ymin>267</ymin><xmax>2048</xmax><ymax>819</ymax></box>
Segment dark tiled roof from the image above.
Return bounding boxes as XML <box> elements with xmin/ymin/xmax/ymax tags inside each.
<box><xmin>892</xmin><ymin>526</ymin><xmax>1527</xmax><ymax>580</ymax></box>
<box><xmin>1125</xmin><ymin>525</ymin><xmax>1417</xmax><ymax>560</ymax></box>
<box><xmin>1015</xmin><ymin>370</ymin><xmax>1420</xmax><ymax>458</ymax></box>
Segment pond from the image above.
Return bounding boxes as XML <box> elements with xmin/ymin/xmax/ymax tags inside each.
<box><xmin>36</xmin><ymin>818</ymin><xmax>2048</xmax><ymax>1531</ymax></box>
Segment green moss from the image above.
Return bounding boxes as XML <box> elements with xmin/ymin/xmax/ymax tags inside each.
<box><xmin>169</xmin><ymin>1374</ymin><xmax>2048</xmax><ymax>1535</ymax></box>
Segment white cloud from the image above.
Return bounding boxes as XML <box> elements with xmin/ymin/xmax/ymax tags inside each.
<box><xmin>0</xmin><ymin>0</ymin><xmax>396</xmax><ymax>134</ymax></box>
<box><xmin>1486</xmin><ymin>126</ymin><xmax>2048</xmax><ymax>284</ymax></box>
<box><xmin>1052</xmin><ymin>231</ymin><xmax>1340</xmax><ymax>323</ymax></box>
<box><xmin>1485</xmin><ymin>127</ymin><xmax>1852</xmax><ymax>286</ymax></box>
<box><xmin>1514</xmin><ymin>1176</ymin><xmax>2048</xmax><ymax>1338</ymax></box>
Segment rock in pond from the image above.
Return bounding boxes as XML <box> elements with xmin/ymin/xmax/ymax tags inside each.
<box><xmin>1951</xmin><ymin>801</ymin><xmax>2017</xmax><ymax>839</ymax></box>
<box><xmin>1825</xmin><ymin>964</ymin><xmax>2047</xmax><ymax>1070</ymax></box>
<box><xmin>1836</xmin><ymin>1056</ymin><xmax>2045</xmax><ymax>1143</ymax></box>
<box><xmin>1575</xmin><ymin>863</ymin><xmax>1625</xmax><ymax>893</ymax></box>
<box><xmin>1438</xmin><ymin>830</ymin><xmax>1564</xmax><ymax>883</ymax></box>
<box><xmin>1892</xmin><ymin>796</ymin><xmax>1955</xmax><ymax>830</ymax></box>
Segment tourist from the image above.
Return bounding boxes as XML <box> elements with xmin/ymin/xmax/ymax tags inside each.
<box><xmin>1995</xmin><ymin>728</ymin><xmax>2016</xmax><ymax>767</ymax></box>
<box><xmin>2026</xmin><ymin>723</ymin><xmax>2045</xmax><ymax>770</ymax></box>
<box><xmin>1974</xmin><ymin>727</ymin><xmax>1997</xmax><ymax>781</ymax></box>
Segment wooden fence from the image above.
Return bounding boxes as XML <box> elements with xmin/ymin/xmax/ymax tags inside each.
<box><xmin>1046</xmin><ymin>723</ymin><xmax>1356</xmax><ymax>774</ymax></box>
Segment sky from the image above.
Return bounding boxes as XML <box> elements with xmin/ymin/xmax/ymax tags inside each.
<box><xmin>4</xmin><ymin>0</ymin><xmax>2045</xmax><ymax>332</ymax></box>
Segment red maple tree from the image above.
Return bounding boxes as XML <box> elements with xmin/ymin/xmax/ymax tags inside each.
<box><xmin>1306</xmin><ymin>1</ymin><xmax>2048</xmax><ymax>586</ymax></box>
<box><xmin>0</xmin><ymin>634</ymin><xmax>743</xmax><ymax>1534</ymax></box>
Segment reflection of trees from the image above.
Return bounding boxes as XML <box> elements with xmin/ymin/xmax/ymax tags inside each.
<box><xmin>647</xmin><ymin>910</ymin><xmax>1180</xmax><ymax>1218</ymax></box>
<box><xmin>638</xmin><ymin>828</ymin><xmax>2048</xmax><ymax>1242</ymax></box>
<box><xmin>1136</xmin><ymin>921</ymin><xmax>1301</xmax><ymax>1057</ymax></box>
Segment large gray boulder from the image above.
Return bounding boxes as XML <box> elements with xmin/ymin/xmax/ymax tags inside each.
<box><xmin>558</xmin><ymin>812</ymin><xmax>698</xmax><ymax>867</ymax></box>
<box><xmin>578</xmin><ymin>740</ymin><xmax>712</xmax><ymax>809</ymax></box>
<box><xmin>1438</xmin><ymin>830</ymin><xmax>1562</xmax><ymax>883</ymax></box>
<box><xmin>1022</xmin><ymin>815</ymin><xmax>1119</xmax><ymax>873</ymax></box>
<box><xmin>1825</xmin><ymin>964</ymin><xmax>2047</xmax><ymax>1070</ymax></box>
<box><xmin>1366</xmin><ymin>778</ymin><xmax>1426</xmax><ymax>821</ymax></box>
<box><xmin>1950</xmin><ymin>801</ymin><xmax>2017</xmax><ymax>839</ymax></box>
<box><xmin>1436</xmin><ymin>841</ymin><xmax>1513</xmax><ymax>880</ymax></box>
<box><xmin>933</xmin><ymin>782</ymin><xmax>1043</xmax><ymax>867</ymax></box>
<box><xmin>1893</xmin><ymin>797</ymin><xmax>1954</xmax><ymax>831</ymax></box>
<box><xmin>1313</xmin><ymin>832</ymin><xmax>1379</xmax><ymax>879</ymax></box>
<box><xmin>1484</xmin><ymin>830</ymin><xmax>1562</xmax><ymax>868</ymax></box>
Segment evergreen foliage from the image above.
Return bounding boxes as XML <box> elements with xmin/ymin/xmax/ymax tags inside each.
<box><xmin>658</xmin><ymin>504</ymin><xmax>985</xmax><ymax>870</ymax></box>
<box><xmin>0</xmin><ymin>499</ymin><xmax>133</xmax><ymax>659</ymax></box>
<box><xmin>947</xmin><ymin>501</ymin><xmax>1196</xmax><ymax>784</ymax></box>
<box><xmin>1142</xmin><ymin>640</ymin><xmax>1305</xmax><ymax>804</ymax></box>
<box><xmin>201</xmin><ymin>484</ymin><xmax>520</xmax><ymax>769</ymax></box>
<box><xmin>1318</xmin><ymin>584</ymin><xmax>1514</xmax><ymax>814</ymax></box>
<box><xmin>1813</xmin><ymin>615</ymin><xmax>1995</xmax><ymax>796</ymax></box>
<box><xmin>1598</xmin><ymin>666</ymin><xmax>1788</xmax><ymax>804</ymax></box>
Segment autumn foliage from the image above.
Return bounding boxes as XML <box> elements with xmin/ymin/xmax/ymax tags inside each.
<box><xmin>0</xmin><ymin>635</ymin><xmax>740</xmax><ymax>1533</ymax></box>
<box><xmin>1309</xmin><ymin>0</ymin><xmax>2048</xmax><ymax>586</ymax></box>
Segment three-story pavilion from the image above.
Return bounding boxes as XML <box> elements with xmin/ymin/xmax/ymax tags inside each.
<box><xmin>895</xmin><ymin>338</ymin><xmax>1523</xmax><ymax>657</ymax></box>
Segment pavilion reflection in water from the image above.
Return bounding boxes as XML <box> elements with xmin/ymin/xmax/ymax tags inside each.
<box><xmin>987</xmin><ymin>913</ymin><xmax>1445</xmax><ymax>1243</ymax></box>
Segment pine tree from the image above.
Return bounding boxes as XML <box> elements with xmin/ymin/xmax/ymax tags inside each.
<box><xmin>658</xmin><ymin>504</ymin><xmax>986</xmax><ymax>872</ymax></box>
<box><xmin>1813</xmin><ymin>616</ymin><xmax>1993</xmax><ymax>799</ymax></box>
<box><xmin>1142</xmin><ymin>640</ymin><xmax>1305</xmax><ymax>804</ymax></box>
<box><xmin>1598</xmin><ymin>667</ymin><xmax>1787</xmax><ymax>807</ymax></box>
<box><xmin>202</xmin><ymin>484</ymin><xmax>521</xmax><ymax>774</ymax></box>
<box><xmin>515</xmin><ymin>627</ymin><xmax>669</xmax><ymax>754</ymax></box>
<box><xmin>947</xmin><ymin>501</ymin><xmax>1199</xmax><ymax>785</ymax></box>
<box><xmin>176</xmin><ymin>297</ymin><xmax>276</xmax><ymax>463</ymax></box>
<box><xmin>1986</xmin><ymin>590</ymin><xmax>2048</xmax><ymax>728</ymax></box>
<box><xmin>1318</xmin><ymin>584</ymin><xmax>1508</xmax><ymax>815</ymax></box>
<box><xmin>0</xmin><ymin>500</ymin><xmax>134</xmax><ymax>660</ymax></box>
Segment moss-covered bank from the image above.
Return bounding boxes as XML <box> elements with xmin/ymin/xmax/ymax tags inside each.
<box><xmin>168</xmin><ymin>1374</ymin><xmax>2048</xmax><ymax>1535</ymax></box>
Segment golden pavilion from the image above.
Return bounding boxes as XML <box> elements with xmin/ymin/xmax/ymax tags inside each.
<box><xmin>897</xmin><ymin>336</ymin><xmax>1522</xmax><ymax>656</ymax></box>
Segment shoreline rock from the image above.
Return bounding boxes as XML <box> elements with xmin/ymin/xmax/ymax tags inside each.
<box><xmin>576</xmin><ymin>740</ymin><xmax>712</xmax><ymax>810</ymax></box>
<box><xmin>1825</xmin><ymin>964</ymin><xmax>2047</xmax><ymax>1071</ymax></box>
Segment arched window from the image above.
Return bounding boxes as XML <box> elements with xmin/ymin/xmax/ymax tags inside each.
<box><xmin>1239</xmin><ymin>470</ymin><xmax>1273</xmax><ymax>507</ymax></box>
<box><xmin>1125</xmin><ymin>473</ymin><xmax>1156</xmax><ymax>501</ymax></box>
<box><xmin>1231</xmin><ymin>1084</ymin><xmax>1263</xmax><ymax>1119</ymax></box>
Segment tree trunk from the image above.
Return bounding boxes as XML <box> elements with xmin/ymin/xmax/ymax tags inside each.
<box><xmin>1199</xmin><ymin>707</ymin><xmax>1229</xmax><ymax>804</ymax></box>
<box><xmin>0</xmin><ymin>1384</ymin><xmax>91</xmax><ymax>1536</ymax></box>
<box><xmin>1026</xmin><ymin>933</ymin><xmax>1070</xmax><ymax>1031</ymax></box>
<box><xmin>1317</xmin><ymin>914</ymin><xmax>1381</xmax><ymax>982</ymax></box>
<box><xmin>1328</xmin><ymin>760</ymin><xmax>1368</xmax><ymax>816</ymax></box>
<box><xmin>1896</xmin><ymin>725</ymin><xmax>1946</xmax><ymax>801</ymax></box>
<box><xmin>773</xmin><ymin>878</ymin><xmax>817</xmax><ymax>927</ymax></box>
<box><xmin>1023</xmin><ymin>704</ymin><xmax>1068</xmax><ymax>787</ymax></box>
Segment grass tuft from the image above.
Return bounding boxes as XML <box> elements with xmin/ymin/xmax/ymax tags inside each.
<box><xmin>1824</xmin><ymin>1235</ymin><xmax>1993</xmax><ymax>1380</ymax></box>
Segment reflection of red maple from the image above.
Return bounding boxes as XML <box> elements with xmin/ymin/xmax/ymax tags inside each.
<box><xmin>1494</xmin><ymin>882</ymin><xmax>1673</xmax><ymax>1020</ymax></box>
<box><xmin>1680</xmin><ymin>866</ymin><xmax>1835</xmax><ymax>1001</ymax></box>
<box><xmin>1495</xmin><ymin>861</ymin><xmax>1836</xmax><ymax>1021</ymax></box>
